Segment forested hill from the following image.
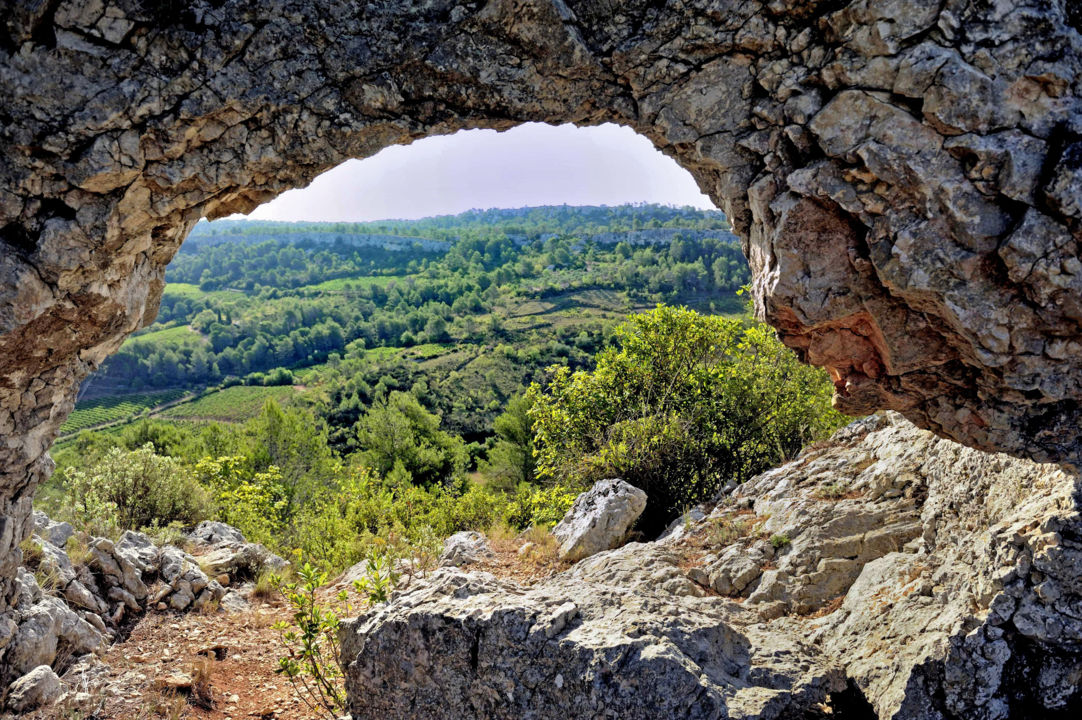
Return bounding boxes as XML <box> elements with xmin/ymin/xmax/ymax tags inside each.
<box><xmin>186</xmin><ymin>203</ymin><xmax>733</xmax><ymax>244</ymax></box>
<box><xmin>73</xmin><ymin>204</ymin><xmax>749</xmax><ymax>446</ymax></box>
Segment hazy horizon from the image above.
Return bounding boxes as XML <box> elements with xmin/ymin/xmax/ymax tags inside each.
<box><xmin>236</xmin><ymin>123</ymin><xmax>716</xmax><ymax>223</ymax></box>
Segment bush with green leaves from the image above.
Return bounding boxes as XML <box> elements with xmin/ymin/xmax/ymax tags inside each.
<box><xmin>528</xmin><ymin>305</ymin><xmax>847</xmax><ymax>534</ymax></box>
<box><xmin>272</xmin><ymin>563</ymin><xmax>350</xmax><ymax>718</ymax></box>
<box><xmin>272</xmin><ymin>556</ymin><xmax>402</xmax><ymax>718</ymax></box>
<box><xmin>354</xmin><ymin>391</ymin><xmax>467</xmax><ymax>487</ymax></box>
<box><xmin>64</xmin><ymin>443</ymin><xmax>213</xmax><ymax>534</ymax></box>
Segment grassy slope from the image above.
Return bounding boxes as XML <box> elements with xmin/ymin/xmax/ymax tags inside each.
<box><xmin>60</xmin><ymin>390</ymin><xmax>191</xmax><ymax>435</ymax></box>
<box><xmin>157</xmin><ymin>385</ymin><xmax>298</xmax><ymax>422</ymax></box>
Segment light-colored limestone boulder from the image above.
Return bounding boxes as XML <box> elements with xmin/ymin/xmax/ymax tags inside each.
<box><xmin>5</xmin><ymin>665</ymin><xmax>61</xmax><ymax>712</ymax></box>
<box><xmin>552</xmin><ymin>479</ymin><xmax>647</xmax><ymax>561</ymax></box>
<box><xmin>188</xmin><ymin>521</ymin><xmax>246</xmax><ymax>547</ymax></box>
<box><xmin>437</xmin><ymin>531</ymin><xmax>495</xmax><ymax>568</ymax></box>
<box><xmin>197</xmin><ymin>543</ymin><xmax>288</xmax><ymax>580</ymax></box>
<box><xmin>31</xmin><ymin>511</ymin><xmax>74</xmax><ymax>549</ymax></box>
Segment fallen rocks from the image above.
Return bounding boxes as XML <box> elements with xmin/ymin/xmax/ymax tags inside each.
<box><xmin>156</xmin><ymin>546</ymin><xmax>224</xmax><ymax>612</ymax></box>
<box><xmin>186</xmin><ymin>522</ymin><xmax>288</xmax><ymax>582</ymax></box>
<box><xmin>196</xmin><ymin>543</ymin><xmax>288</xmax><ymax>582</ymax></box>
<box><xmin>32</xmin><ymin>512</ymin><xmax>74</xmax><ymax>550</ymax></box>
<box><xmin>551</xmin><ymin>478</ymin><xmax>646</xmax><ymax>561</ymax></box>
<box><xmin>1</xmin><ymin>517</ymin><xmax>263</xmax><ymax>701</ymax></box>
<box><xmin>188</xmin><ymin>521</ymin><xmax>246</xmax><ymax>547</ymax></box>
<box><xmin>3</xmin><ymin>590</ymin><xmax>102</xmax><ymax>683</ymax></box>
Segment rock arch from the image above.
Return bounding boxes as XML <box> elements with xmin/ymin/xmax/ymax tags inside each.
<box><xmin>0</xmin><ymin>0</ymin><xmax>1080</xmax><ymax>616</ymax></box>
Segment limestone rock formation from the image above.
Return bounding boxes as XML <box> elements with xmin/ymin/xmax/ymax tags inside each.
<box><xmin>0</xmin><ymin>516</ymin><xmax>274</xmax><ymax>704</ymax></box>
<box><xmin>186</xmin><ymin>523</ymin><xmax>289</xmax><ymax>580</ymax></box>
<box><xmin>342</xmin><ymin>413</ymin><xmax>1082</xmax><ymax>718</ymax></box>
<box><xmin>4</xmin><ymin>665</ymin><xmax>62</xmax><ymax>713</ymax></box>
<box><xmin>551</xmin><ymin>478</ymin><xmax>647</xmax><ymax>561</ymax></box>
<box><xmin>0</xmin><ymin>0</ymin><xmax>1080</xmax><ymax>623</ymax></box>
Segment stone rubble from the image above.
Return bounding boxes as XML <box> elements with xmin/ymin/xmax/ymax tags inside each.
<box><xmin>437</xmin><ymin>530</ymin><xmax>496</xmax><ymax>568</ymax></box>
<box><xmin>0</xmin><ymin>517</ymin><xmax>284</xmax><ymax>713</ymax></box>
<box><xmin>3</xmin><ymin>665</ymin><xmax>61</xmax><ymax>713</ymax></box>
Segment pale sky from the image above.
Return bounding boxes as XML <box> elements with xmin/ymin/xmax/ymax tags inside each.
<box><xmin>245</xmin><ymin>123</ymin><xmax>715</xmax><ymax>222</ymax></box>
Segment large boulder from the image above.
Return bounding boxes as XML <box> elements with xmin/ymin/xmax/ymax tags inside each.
<box><xmin>114</xmin><ymin>530</ymin><xmax>160</xmax><ymax>574</ymax></box>
<box><xmin>31</xmin><ymin>512</ymin><xmax>74</xmax><ymax>550</ymax></box>
<box><xmin>342</xmin><ymin>413</ymin><xmax>1082</xmax><ymax>718</ymax></box>
<box><xmin>437</xmin><ymin>531</ymin><xmax>495</xmax><ymax>568</ymax></box>
<box><xmin>188</xmin><ymin>521</ymin><xmax>246</xmax><ymax>547</ymax></box>
<box><xmin>342</xmin><ymin>557</ymin><xmax>840</xmax><ymax>720</ymax></box>
<box><xmin>197</xmin><ymin>542</ymin><xmax>288</xmax><ymax>581</ymax></box>
<box><xmin>3</xmin><ymin>592</ymin><xmax>102</xmax><ymax>683</ymax></box>
<box><xmin>155</xmin><ymin>546</ymin><xmax>225</xmax><ymax>611</ymax></box>
<box><xmin>551</xmin><ymin>479</ymin><xmax>647</xmax><ymax>561</ymax></box>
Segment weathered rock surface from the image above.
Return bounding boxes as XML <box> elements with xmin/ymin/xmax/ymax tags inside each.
<box><xmin>437</xmin><ymin>531</ymin><xmax>496</xmax><ymax>568</ymax></box>
<box><xmin>0</xmin><ymin>0</ymin><xmax>1080</xmax><ymax>623</ymax></box>
<box><xmin>0</xmin><ymin>517</ymin><xmax>259</xmax><ymax>698</ymax></box>
<box><xmin>342</xmin><ymin>414</ymin><xmax>1082</xmax><ymax>718</ymax></box>
<box><xmin>4</xmin><ymin>665</ymin><xmax>61</xmax><ymax>713</ymax></box>
<box><xmin>188</xmin><ymin>523</ymin><xmax>287</xmax><ymax>577</ymax></box>
<box><xmin>551</xmin><ymin>478</ymin><xmax>647</xmax><ymax>561</ymax></box>
<box><xmin>188</xmin><ymin>521</ymin><xmax>246</xmax><ymax>548</ymax></box>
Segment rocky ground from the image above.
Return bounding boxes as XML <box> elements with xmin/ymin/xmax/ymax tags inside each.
<box><xmin>4</xmin><ymin>413</ymin><xmax>1081</xmax><ymax>719</ymax></box>
<box><xmin>1</xmin><ymin>516</ymin><xmax>569</xmax><ymax>719</ymax></box>
<box><xmin>0</xmin><ymin>518</ymin><xmax>301</xmax><ymax>718</ymax></box>
<box><xmin>342</xmin><ymin>413</ymin><xmax>1082</xmax><ymax>720</ymax></box>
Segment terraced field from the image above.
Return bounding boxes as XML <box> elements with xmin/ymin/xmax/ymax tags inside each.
<box><xmin>60</xmin><ymin>389</ymin><xmax>190</xmax><ymax>435</ymax></box>
<box><xmin>300</xmin><ymin>274</ymin><xmax>409</xmax><ymax>292</ymax></box>
<box><xmin>125</xmin><ymin>324</ymin><xmax>206</xmax><ymax>350</ymax></box>
<box><xmin>158</xmin><ymin>385</ymin><xmax>297</xmax><ymax>422</ymax></box>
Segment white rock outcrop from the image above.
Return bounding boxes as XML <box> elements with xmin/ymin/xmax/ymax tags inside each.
<box><xmin>5</xmin><ymin>665</ymin><xmax>61</xmax><ymax>713</ymax></box>
<box><xmin>0</xmin><ymin>518</ymin><xmax>270</xmax><ymax>698</ymax></box>
<box><xmin>343</xmin><ymin>414</ymin><xmax>1082</xmax><ymax>719</ymax></box>
<box><xmin>438</xmin><ymin>531</ymin><xmax>495</xmax><ymax>568</ymax></box>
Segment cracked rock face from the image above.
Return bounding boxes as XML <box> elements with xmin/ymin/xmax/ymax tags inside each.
<box><xmin>342</xmin><ymin>413</ymin><xmax>1082</xmax><ymax>719</ymax></box>
<box><xmin>0</xmin><ymin>0</ymin><xmax>1079</xmax><ymax>631</ymax></box>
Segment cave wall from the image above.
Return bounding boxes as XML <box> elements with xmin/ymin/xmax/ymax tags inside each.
<box><xmin>0</xmin><ymin>0</ymin><xmax>1080</xmax><ymax>617</ymax></box>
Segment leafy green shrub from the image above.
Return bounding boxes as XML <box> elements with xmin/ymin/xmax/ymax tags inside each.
<box><xmin>195</xmin><ymin>456</ymin><xmax>287</xmax><ymax>548</ymax></box>
<box><xmin>271</xmin><ymin>558</ymin><xmax>401</xmax><ymax>719</ymax></box>
<box><xmin>528</xmin><ymin>305</ymin><xmax>847</xmax><ymax>534</ymax></box>
<box><xmin>505</xmin><ymin>483</ymin><xmax>579</xmax><ymax>529</ymax></box>
<box><xmin>65</xmin><ymin>444</ymin><xmax>213</xmax><ymax>532</ymax></box>
<box><xmin>272</xmin><ymin>564</ymin><xmax>349</xmax><ymax>718</ymax></box>
<box><xmin>770</xmin><ymin>533</ymin><xmax>791</xmax><ymax>550</ymax></box>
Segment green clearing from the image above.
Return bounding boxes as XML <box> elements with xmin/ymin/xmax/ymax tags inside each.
<box><xmin>59</xmin><ymin>389</ymin><xmax>189</xmax><ymax>435</ymax></box>
<box><xmin>158</xmin><ymin>385</ymin><xmax>298</xmax><ymax>422</ymax></box>
<box><xmin>162</xmin><ymin>283</ymin><xmax>245</xmax><ymax>302</ymax></box>
<box><xmin>300</xmin><ymin>274</ymin><xmax>408</xmax><ymax>292</ymax></box>
<box><xmin>125</xmin><ymin>324</ymin><xmax>205</xmax><ymax>349</ymax></box>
